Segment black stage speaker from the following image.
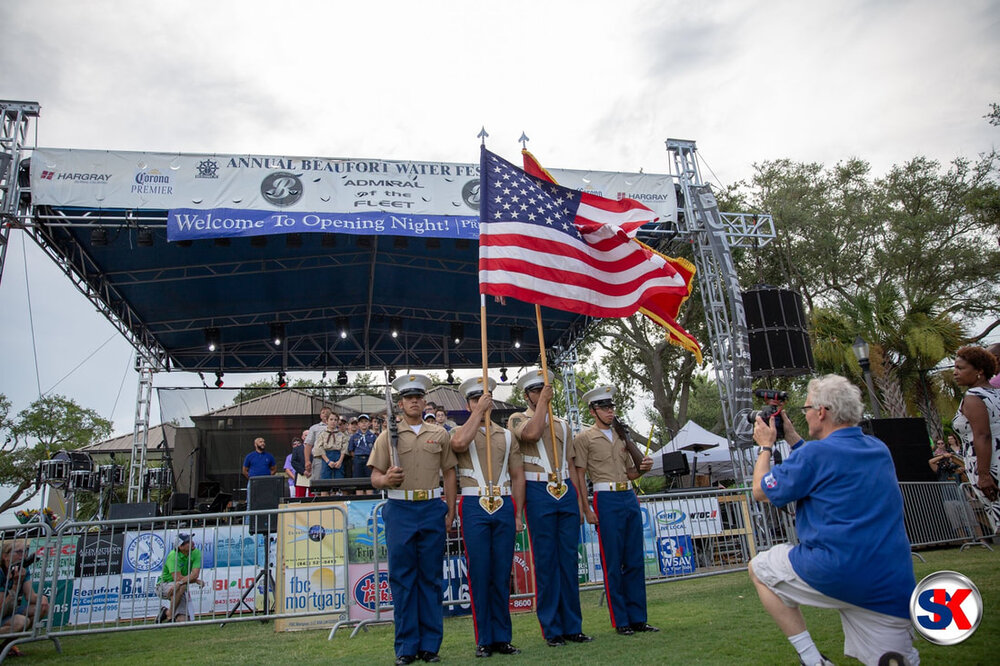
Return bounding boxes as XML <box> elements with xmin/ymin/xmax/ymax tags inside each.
<box><xmin>742</xmin><ymin>286</ymin><xmax>814</xmax><ymax>377</ymax></box>
<box><xmin>108</xmin><ymin>502</ymin><xmax>159</xmax><ymax>521</ymax></box>
<box><xmin>860</xmin><ymin>418</ymin><xmax>935</xmax><ymax>482</ymax></box>
<box><xmin>661</xmin><ymin>451</ymin><xmax>691</xmax><ymax>477</ymax></box>
<box><xmin>247</xmin><ymin>475</ymin><xmax>287</xmax><ymax>534</ymax></box>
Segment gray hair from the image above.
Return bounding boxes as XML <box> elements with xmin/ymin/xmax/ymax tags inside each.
<box><xmin>807</xmin><ymin>374</ymin><xmax>864</xmax><ymax>426</ymax></box>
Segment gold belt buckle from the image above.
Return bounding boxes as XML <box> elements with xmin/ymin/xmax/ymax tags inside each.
<box><xmin>547</xmin><ymin>472</ymin><xmax>559</xmax><ymax>483</ymax></box>
<box><xmin>615</xmin><ymin>482</ymin><xmax>629</xmax><ymax>491</ymax></box>
<box><xmin>412</xmin><ymin>489</ymin><xmax>429</xmax><ymax>501</ymax></box>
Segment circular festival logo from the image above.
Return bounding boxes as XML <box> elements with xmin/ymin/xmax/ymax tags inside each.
<box><xmin>126</xmin><ymin>533</ymin><xmax>166</xmax><ymax>572</ymax></box>
<box><xmin>353</xmin><ymin>571</ymin><xmax>391</xmax><ymax>612</ymax></box>
<box><xmin>461</xmin><ymin>179</ymin><xmax>480</xmax><ymax>210</ymax></box>
<box><xmin>261</xmin><ymin>172</ymin><xmax>303</xmax><ymax>207</ymax></box>
<box><xmin>909</xmin><ymin>570</ymin><xmax>983</xmax><ymax>645</ymax></box>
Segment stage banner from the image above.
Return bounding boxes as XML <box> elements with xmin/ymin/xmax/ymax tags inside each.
<box><xmin>29</xmin><ymin>148</ymin><xmax>676</xmax><ymax>242</ymax></box>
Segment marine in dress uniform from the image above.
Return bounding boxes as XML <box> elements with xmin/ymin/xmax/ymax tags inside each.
<box><xmin>507</xmin><ymin>369</ymin><xmax>592</xmax><ymax>647</ymax></box>
<box><xmin>573</xmin><ymin>386</ymin><xmax>658</xmax><ymax>636</ymax></box>
<box><xmin>368</xmin><ymin>375</ymin><xmax>458</xmax><ymax>665</ymax></box>
<box><xmin>451</xmin><ymin>376</ymin><xmax>526</xmax><ymax>658</ymax></box>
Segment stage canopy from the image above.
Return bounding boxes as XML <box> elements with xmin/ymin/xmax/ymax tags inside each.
<box><xmin>25</xmin><ymin>148</ymin><xmax>678</xmax><ymax>373</ymax></box>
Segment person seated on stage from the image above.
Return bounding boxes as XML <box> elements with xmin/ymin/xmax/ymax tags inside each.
<box><xmin>749</xmin><ymin>374</ymin><xmax>919</xmax><ymax>666</ymax></box>
<box><xmin>155</xmin><ymin>533</ymin><xmax>204</xmax><ymax>623</ymax></box>
<box><xmin>242</xmin><ymin>437</ymin><xmax>276</xmax><ymax>480</ymax></box>
<box><xmin>1</xmin><ymin>540</ymin><xmax>49</xmax><ymax>656</ymax></box>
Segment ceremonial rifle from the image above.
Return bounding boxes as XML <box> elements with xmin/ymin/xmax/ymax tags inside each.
<box><xmin>384</xmin><ymin>367</ymin><xmax>400</xmax><ymax>469</ymax></box>
<box><xmin>612</xmin><ymin>416</ymin><xmax>646</xmax><ymax>475</ymax></box>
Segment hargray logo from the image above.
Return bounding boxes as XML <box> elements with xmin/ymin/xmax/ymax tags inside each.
<box><xmin>261</xmin><ymin>172</ymin><xmax>303</xmax><ymax>207</ymax></box>
<box><xmin>462</xmin><ymin>179</ymin><xmax>480</xmax><ymax>210</ymax></box>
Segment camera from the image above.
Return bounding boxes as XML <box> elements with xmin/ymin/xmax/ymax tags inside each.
<box><xmin>747</xmin><ymin>389</ymin><xmax>789</xmax><ymax>440</ymax></box>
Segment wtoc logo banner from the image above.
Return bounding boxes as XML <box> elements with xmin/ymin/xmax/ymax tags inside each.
<box><xmin>909</xmin><ymin>570</ymin><xmax>983</xmax><ymax>645</ymax></box>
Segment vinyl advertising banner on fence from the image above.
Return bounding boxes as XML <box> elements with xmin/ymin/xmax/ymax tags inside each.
<box><xmin>274</xmin><ymin>504</ymin><xmax>348</xmax><ymax>631</ymax></box>
<box><xmin>29</xmin><ymin>148</ymin><xmax>677</xmax><ymax>242</ymax></box>
<box><xmin>29</xmin><ymin>536</ymin><xmax>76</xmax><ymax>627</ymax></box>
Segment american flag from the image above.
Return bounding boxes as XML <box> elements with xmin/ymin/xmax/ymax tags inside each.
<box><xmin>478</xmin><ymin>147</ymin><xmax>693</xmax><ymax>320</ymax></box>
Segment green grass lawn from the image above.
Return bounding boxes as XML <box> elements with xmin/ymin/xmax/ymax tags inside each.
<box><xmin>13</xmin><ymin>546</ymin><xmax>997</xmax><ymax>665</ymax></box>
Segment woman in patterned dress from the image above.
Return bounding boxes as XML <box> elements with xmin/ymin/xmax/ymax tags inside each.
<box><xmin>952</xmin><ymin>345</ymin><xmax>1000</xmax><ymax>532</ymax></box>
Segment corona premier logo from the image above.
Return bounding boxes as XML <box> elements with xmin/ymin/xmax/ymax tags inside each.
<box><xmin>909</xmin><ymin>570</ymin><xmax>982</xmax><ymax>645</ymax></box>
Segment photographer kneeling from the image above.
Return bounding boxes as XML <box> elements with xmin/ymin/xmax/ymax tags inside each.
<box><xmin>748</xmin><ymin>375</ymin><xmax>919</xmax><ymax>666</ymax></box>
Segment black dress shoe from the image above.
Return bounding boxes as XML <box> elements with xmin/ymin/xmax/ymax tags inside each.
<box><xmin>615</xmin><ymin>626</ymin><xmax>634</xmax><ymax>636</ymax></box>
<box><xmin>476</xmin><ymin>644</ymin><xmax>493</xmax><ymax>658</ymax></box>
<box><xmin>630</xmin><ymin>623</ymin><xmax>659</xmax><ymax>633</ymax></box>
<box><xmin>562</xmin><ymin>633</ymin><xmax>593</xmax><ymax>643</ymax></box>
<box><xmin>395</xmin><ymin>656</ymin><xmax>417</xmax><ymax>665</ymax></box>
<box><xmin>546</xmin><ymin>636</ymin><xmax>566</xmax><ymax>647</ymax></box>
<box><xmin>418</xmin><ymin>651</ymin><xmax>441</xmax><ymax>663</ymax></box>
<box><xmin>491</xmin><ymin>642</ymin><xmax>521</xmax><ymax>655</ymax></box>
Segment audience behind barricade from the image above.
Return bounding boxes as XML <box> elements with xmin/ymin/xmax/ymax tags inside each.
<box><xmin>1</xmin><ymin>540</ymin><xmax>49</xmax><ymax>657</ymax></box>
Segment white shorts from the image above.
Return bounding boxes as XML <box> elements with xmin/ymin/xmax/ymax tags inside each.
<box><xmin>750</xmin><ymin>544</ymin><xmax>919</xmax><ymax>666</ymax></box>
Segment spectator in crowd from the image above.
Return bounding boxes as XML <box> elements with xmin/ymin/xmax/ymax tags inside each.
<box><xmin>749</xmin><ymin>374</ymin><xmax>919</xmax><ymax>666</ymax></box>
<box><xmin>314</xmin><ymin>416</ymin><xmax>349</xmax><ymax>486</ymax></box>
<box><xmin>283</xmin><ymin>451</ymin><xmax>296</xmax><ymax>494</ymax></box>
<box><xmin>952</xmin><ymin>345</ymin><xmax>1000</xmax><ymax>533</ymax></box>
<box><xmin>423</xmin><ymin>411</ymin><xmax>437</xmax><ymax>425</ymax></box>
<box><xmin>434</xmin><ymin>408</ymin><xmax>454</xmax><ymax>431</ymax></box>
<box><xmin>350</xmin><ymin>414</ymin><xmax>377</xmax><ymax>495</ymax></box>
<box><xmin>289</xmin><ymin>437</ymin><xmax>310</xmax><ymax>497</ymax></box>
<box><xmin>242</xmin><ymin>437</ymin><xmax>276</xmax><ymax>479</ymax></box>
<box><xmin>156</xmin><ymin>534</ymin><xmax>203</xmax><ymax>623</ymax></box>
<box><xmin>988</xmin><ymin>342</ymin><xmax>1000</xmax><ymax>388</ymax></box>
<box><xmin>1</xmin><ymin>540</ymin><xmax>49</xmax><ymax>656</ymax></box>
<box><xmin>304</xmin><ymin>407</ymin><xmax>333</xmax><ymax>450</ymax></box>
<box><xmin>928</xmin><ymin>438</ymin><xmax>965</xmax><ymax>482</ymax></box>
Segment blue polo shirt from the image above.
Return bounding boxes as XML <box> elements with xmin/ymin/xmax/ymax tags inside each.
<box><xmin>348</xmin><ymin>431</ymin><xmax>376</xmax><ymax>457</ymax></box>
<box><xmin>243</xmin><ymin>450</ymin><xmax>276</xmax><ymax>477</ymax></box>
<box><xmin>760</xmin><ymin>426</ymin><xmax>915</xmax><ymax>618</ymax></box>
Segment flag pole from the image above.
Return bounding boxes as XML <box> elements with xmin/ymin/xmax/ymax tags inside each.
<box><xmin>534</xmin><ymin>304</ymin><xmax>564</xmax><ymax>496</ymax></box>
<box><xmin>480</xmin><ymin>294</ymin><xmax>495</xmax><ymax>502</ymax></box>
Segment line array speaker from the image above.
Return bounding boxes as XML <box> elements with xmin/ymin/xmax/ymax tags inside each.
<box><xmin>742</xmin><ymin>286</ymin><xmax>814</xmax><ymax>377</ymax></box>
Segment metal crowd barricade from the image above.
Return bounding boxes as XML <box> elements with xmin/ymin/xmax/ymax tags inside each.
<box><xmin>0</xmin><ymin>520</ymin><xmax>62</xmax><ymax>662</ymax></box>
<box><xmin>2</xmin><ymin>502</ymin><xmax>351</xmax><ymax>650</ymax></box>
<box><xmin>898</xmin><ymin>481</ymin><xmax>992</xmax><ymax>555</ymax></box>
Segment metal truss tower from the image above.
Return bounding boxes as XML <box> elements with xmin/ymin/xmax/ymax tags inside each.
<box><xmin>127</xmin><ymin>355</ymin><xmax>155</xmax><ymax>503</ymax></box>
<box><xmin>666</xmin><ymin>139</ymin><xmax>772</xmax><ymax>481</ymax></box>
<box><xmin>0</xmin><ymin>100</ymin><xmax>40</xmax><ymax>287</ymax></box>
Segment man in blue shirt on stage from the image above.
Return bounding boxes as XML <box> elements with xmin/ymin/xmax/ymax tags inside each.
<box><xmin>242</xmin><ymin>437</ymin><xmax>276</xmax><ymax>479</ymax></box>
<box><xmin>749</xmin><ymin>374</ymin><xmax>919</xmax><ymax>666</ymax></box>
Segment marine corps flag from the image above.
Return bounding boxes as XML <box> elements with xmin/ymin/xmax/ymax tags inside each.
<box><xmin>477</xmin><ymin>146</ymin><xmax>702</xmax><ymax>363</ymax></box>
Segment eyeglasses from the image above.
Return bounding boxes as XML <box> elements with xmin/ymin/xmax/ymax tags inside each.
<box><xmin>800</xmin><ymin>405</ymin><xmax>822</xmax><ymax>413</ymax></box>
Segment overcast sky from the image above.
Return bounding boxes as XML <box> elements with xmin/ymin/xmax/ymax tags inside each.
<box><xmin>1</xmin><ymin>0</ymin><xmax>998</xmax><ymax>456</ymax></box>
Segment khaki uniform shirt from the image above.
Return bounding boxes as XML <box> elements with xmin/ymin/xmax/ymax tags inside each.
<box><xmin>508</xmin><ymin>408</ymin><xmax>570</xmax><ymax>475</ymax></box>
<box><xmin>573</xmin><ymin>424</ymin><xmax>636</xmax><ymax>485</ymax></box>
<box><xmin>313</xmin><ymin>429</ymin><xmax>348</xmax><ymax>457</ymax></box>
<box><xmin>456</xmin><ymin>422</ymin><xmax>523</xmax><ymax>489</ymax></box>
<box><xmin>368</xmin><ymin>421</ymin><xmax>456</xmax><ymax>490</ymax></box>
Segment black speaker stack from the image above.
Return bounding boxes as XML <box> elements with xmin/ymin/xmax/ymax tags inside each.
<box><xmin>742</xmin><ymin>286</ymin><xmax>814</xmax><ymax>377</ymax></box>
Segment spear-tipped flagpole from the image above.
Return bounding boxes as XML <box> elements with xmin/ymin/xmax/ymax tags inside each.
<box><xmin>519</xmin><ymin>131</ymin><xmax>530</xmax><ymax>151</ymax></box>
<box><xmin>479</xmin><ymin>294</ymin><xmax>494</xmax><ymax>499</ymax></box>
<box><xmin>478</xmin><ymin>126</ymin><xmax>489</xmax><ymax>146</ymax></box>
<box><xmin>534</xmin><ymin>304</ymin><xmax>562</xmax><ymax>488</ymax></box>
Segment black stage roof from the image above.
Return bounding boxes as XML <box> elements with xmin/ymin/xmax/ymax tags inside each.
<box><xmin>28</xmin><ymin>203</ymin><xmax>594</xmax><ymax>373</ymax></box>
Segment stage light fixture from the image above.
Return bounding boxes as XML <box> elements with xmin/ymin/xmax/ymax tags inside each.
<box><xmin>270</xmin><ymin>322</ymin><xmax>285</xmax><ymax>347</ymax></box>
<box><xmin>390</xmin><ymin>317</ymin><xmax>402</xmax><ymax>339</ymax></box>
<box><xmin>510</xmin><ymin>326</ymin><xmax>523</xmax><ymax>349</ymax></box>
<box><xmin>321</xmin><ymin>369</ymin><xmax>327</xmax><ymax>380</ymax></box>
<box><xmin>500</xmin><ymin>366</ymin><xmax>508</xmax><ymax>382</ymax></box>
<box><xmin>337</xmin><ymin>370</ymin><xmax>348</xmax><ymax>386</ymax></box>
<box><xmin>91</xmin><ymin>227</ymin><xmax>108</xmax><ymax>246</ymax></box>
<box><xmin>198</xmin><ymin>371</ymin><xmax>206</xmax><ymax>385</ymax></box>
<box><xmin>204</xmin><ymin>327</ymin><xmax>220</xmax><ymax>352</ymax></box>
<box><xmin>277</xmin><ymin>371</ymin><xmax>287</xmax><ymax>388</ymax></box>
<box><xmin>388</xmin><ymin>367</ymin><xmax>397</xmax><ymax>382</ymax></box>
<box><xmin>450</xmin><ymin>322</ymin><xmax>464</xmax><ymax>346</ymax></box>
<box><xmin>214</xmin><ymin>371</ymin><xmax>224</xmax><ymax>388</ymax></box>
<box><xmin>446</xmin><ymin>367</ymin><xmax>455</xmax><ymax>384</ymax></box>
<box><xmin>137</xmin><ymin>228</ymin><xmax>154</xmax><ymax>247</ymax></box>
<box><xmin>337</xmin><ymin>317</ymin><xmax>349</xmax><ymax>339</ymax></box>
